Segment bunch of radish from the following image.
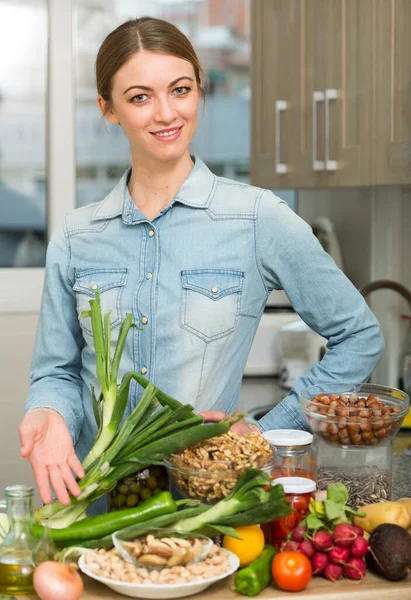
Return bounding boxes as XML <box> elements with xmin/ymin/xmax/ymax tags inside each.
<box><xmin>283</xmin><ymin>523</ymin><xmax>368</xmax><ymax>582</ymax></box>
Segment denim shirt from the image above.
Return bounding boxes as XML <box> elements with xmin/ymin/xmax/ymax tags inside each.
<box><xmin>26</xmin><ymin>156</ymin><xmax>384</xmax><ymax>465</ymax></box>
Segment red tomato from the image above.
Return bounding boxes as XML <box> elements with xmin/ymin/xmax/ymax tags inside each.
<box><xmin>272</xmin><ymin>551</ymin><xmax>312</xmax><ymax>592</ymax></box>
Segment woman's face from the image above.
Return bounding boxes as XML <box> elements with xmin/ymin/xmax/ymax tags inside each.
<box><xmin>99</xmin><ymin>50</ymin><xmax>201</xmax><ymax>164</ymax></box>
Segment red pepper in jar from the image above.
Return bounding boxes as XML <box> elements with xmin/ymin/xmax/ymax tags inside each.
<box><xmin>263</xmin><ymin>477</ymin><xmax>316</xmax><ymax>549</ymax></box>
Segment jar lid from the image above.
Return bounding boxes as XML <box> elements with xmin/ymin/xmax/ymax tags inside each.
<box><xmin>273</xmin><ymin>476</ymin><xmax>317</xmax><ymax>494</ymax></box>
<box><xmin>263</xmin><ymin>429</ymin><xmax>313</xmax><ymax>447</ymax></box>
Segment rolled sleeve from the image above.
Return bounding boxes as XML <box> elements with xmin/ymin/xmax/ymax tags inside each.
<box><xmin>25</xmin><ymin>218</ymin><xmax>85</xmax><ymax>444</ymax></box>
<box><xmin>255</xmin><ymin>192</ymin><xmax>385</xmax><ymax>432</ymax></box>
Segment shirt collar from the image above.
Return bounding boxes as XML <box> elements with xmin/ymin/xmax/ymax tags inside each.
<box><xmin>91</xmin><ymin>156</ymin><xmax>216</xmax><ymax>222</ymax></box>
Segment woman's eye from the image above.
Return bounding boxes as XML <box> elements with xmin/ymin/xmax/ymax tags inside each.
<box><xmin>131</xmin><ymin>94</ymin><xmax>147</xmax><ymax>103</ymax></box>
<box><xmin>173</xmin><ymin>86</ymin><xmax>190</xmax><ymax>95</ymax></box>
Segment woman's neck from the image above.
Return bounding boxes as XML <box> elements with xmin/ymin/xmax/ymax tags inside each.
<box><xmin>127</xmin><ymin>153</ymin><xmax>194</xmax><ymax>220</ymax></box>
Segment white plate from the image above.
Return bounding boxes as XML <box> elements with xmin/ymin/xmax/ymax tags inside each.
<box><xmin>79</xmin><ymin>549</ymin><xmax>239</xmax><ymax>599</ymax></box>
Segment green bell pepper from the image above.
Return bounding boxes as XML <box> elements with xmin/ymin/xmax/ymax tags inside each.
<box><xmin>234</xmin><ymin>545</ymin><xmax>276</xmax><ymax>596</ymax></box>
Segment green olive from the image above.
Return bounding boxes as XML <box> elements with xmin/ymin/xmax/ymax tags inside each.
<box><xmin>145</xmin><ymin>477</ymin><xmax>158</xmax><ymax>490</ymax></box>
<box><xmin>140</xmin><ymin>488</ymin><xmax>152</xmax><ymax>501</ymax></box>
<box><xmin>153</xmin><ymin>487</ymin><xmax>162</xmax><ymax>496</ymax></box>
<box><xmin>117</xmin><ymin>484</ymin><xmax>128</xmax><ymax>495</ymax></box>
<box><xmin>130</xmin><ymin>482</ymin><xmax>141</xmax><ymax>494</ymax></box>
<box><xmin>116</xmin><ymin>493</ymin><xmax>126</xmax><ymax>507</ymax></box>
<box><xmin>126</xmin><ymin>494</ymin><xmax>139</xmax><ymax>507</ymax></box>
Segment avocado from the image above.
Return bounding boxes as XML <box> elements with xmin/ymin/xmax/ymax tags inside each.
<box><xmin>367</xmin><ymin>523</ymin><xmax>411</xmax><ymax>581</ymax></box>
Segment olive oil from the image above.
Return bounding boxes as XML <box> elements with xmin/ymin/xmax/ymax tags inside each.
<box><xmin>0</xmin><ymin>562</ymin><xmax>34</xmax><ymax>595</ymax></box>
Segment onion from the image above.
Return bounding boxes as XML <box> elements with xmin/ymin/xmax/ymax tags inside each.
<box><xmin>33</xmin><ymin>561</ymin><xmax>84</xmax><ymax>600</ymax></box>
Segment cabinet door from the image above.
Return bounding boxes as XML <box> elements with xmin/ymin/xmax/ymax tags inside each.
<box><xmin>375</xmin><ymin>0</ymin><xmax>411</xmax><ymax>185</ymax></box>
<box><xmin>251</xmin><ymin>0</ymin><xmax>303</xmax><ymax>188</ymax></box>
<box><xmin>319</xmin><ymin>0</ymin><xmax>375</xmax><ymax>186</ymax></box>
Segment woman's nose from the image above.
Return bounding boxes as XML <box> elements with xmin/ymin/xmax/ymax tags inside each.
<box><xmin>154</xmin><ymin>96</ymin><xmax>178</xmax><ymax>124</ymax></box>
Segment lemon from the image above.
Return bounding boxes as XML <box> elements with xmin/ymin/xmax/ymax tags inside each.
<box><xmin>222</xmin><ymin>525</ymin><xmax>265</xmax><ymax>567</ymax></box>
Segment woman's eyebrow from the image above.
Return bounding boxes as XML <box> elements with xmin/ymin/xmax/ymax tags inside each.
<box><xmin>123</xmin><ymin>76</ymin><xmax>194</xmax><ymax>95</ymax></box>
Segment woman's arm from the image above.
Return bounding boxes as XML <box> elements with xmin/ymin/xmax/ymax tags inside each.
<box><xmin>255</xmin><ymin>192</ymin><xmax>385</xmax><ymax>432</ymax></box>
<box><xmin>24</xmin><ymin>218</ymin><xmax>85</xmax><ymax>441</ymax></box>
<box><xmin>21</xmin><ymin>218</ymin><xmax>86</xmax><ymax>503</ymax></box>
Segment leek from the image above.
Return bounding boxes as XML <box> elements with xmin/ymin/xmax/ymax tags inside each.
<box><xmin>80</xmin><ymin>291</ymin><xmax>142</xmax><ymax>470</ymax></box>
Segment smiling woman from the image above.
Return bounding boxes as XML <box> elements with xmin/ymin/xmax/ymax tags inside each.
<box><xmin>21</xmin><ymin>14</ymin><xmax>384</xmax><ymax>516</ymax></box>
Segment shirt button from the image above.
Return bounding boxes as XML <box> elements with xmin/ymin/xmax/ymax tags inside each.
<box><xmin>148</xmin><ymin>230</ymin><xmax>155</xmax><ymax>237</ymax></box>
<box><xmin>91</xmin><ymin>284</ymin><xmax>98</xmax><ymax>291</ymax></box>
<box><xmin>125</xmin><ymin>212</ymin><xmax>131</xmax><ymax>218</ymax></box>
<box><xmin>141</xmin><ymin>316</ymin><xmax>148</xmax><ymax>325</ymax></box>
<box><xmin>211</xmin><ymin>286</ymin><xmax>219</xmax><ymax>293</ymax></box>
<box><xmin>141</xmin><ymin>367</ymin><xmax>148</xmax><ymax>375</ymax></box>
<box><xmin>146</xmin><ymin>273</ymin><xmax>153</xmax><ymax>280</ymax></box>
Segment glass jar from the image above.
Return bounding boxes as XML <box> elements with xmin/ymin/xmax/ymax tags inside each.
<box><xmin>0</xmin><ymin>485</ymin><xmax>37</xmax><ymax>595</ymax></box>
<box><xmin>109</xmin><ymin>466</ymin><xmax>169</xmax><ymax>511</ymax></box>
<box><xmin>263</xmin><ymin>429</ymin><xmax>315</xmax><ymax>479</ymax></box>
<box><xmin>313</xmin><ymin>435</ymin><xmax>392</xmax><ymax>511</ymax></box>
<box><xmin>262</xmin><ymin>477</ymin><xmax>316</xmax><ymax>550</ymax></box>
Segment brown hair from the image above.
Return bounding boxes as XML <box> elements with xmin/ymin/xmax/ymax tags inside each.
<box><xmin>96</xmin><ymin>16</ymin><xmax>205</xmax><ymax>113</ymax></box>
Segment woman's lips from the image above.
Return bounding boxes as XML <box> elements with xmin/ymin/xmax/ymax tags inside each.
<box><xmin>150</xmin><ymin>125</ymin><xmax>183</xmax><ymax>142</ymax></box>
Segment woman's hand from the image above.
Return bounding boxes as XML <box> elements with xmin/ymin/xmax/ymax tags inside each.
<box><xmin>18</xmin><ymin>409</ymin><xmax>85</xmax><ymax>506</ymax></box>
<box><xmin>199</xmin><ymin>410</ymin><xmax>259</xmax><ymax>437</ymax></box>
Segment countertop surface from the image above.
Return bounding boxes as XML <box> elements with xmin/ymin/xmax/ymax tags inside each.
<box><xmin>20</xmin><ymin>571</ymin><xmax>411</xmax><ymax>599</ymax></box>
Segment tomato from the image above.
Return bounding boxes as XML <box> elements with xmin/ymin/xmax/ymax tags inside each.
<box><xmin>272</xmin><ymin>551</ymin><xmax>312</xmax><ymax>592</ymax></box>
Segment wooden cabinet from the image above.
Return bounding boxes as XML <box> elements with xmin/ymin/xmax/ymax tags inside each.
<box><xmin>375</xmin><ymin>0</ymin><xmax>411</xmax><ymax>185</ymax></box>
<box><xmin>251</xmin><ymin>0</ymin><xmax>303</xmax><ymax>189</ymax></box>
<box><xmin>252</xmin><ymin>0</ymin><xmax>411</xmax><ymax>188</ymax></box>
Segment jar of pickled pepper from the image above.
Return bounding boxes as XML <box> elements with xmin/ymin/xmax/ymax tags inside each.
<box><xmin>262</xmin><ymin>477</ymin><xmax>316</xmax><ymax>550</ymax></box>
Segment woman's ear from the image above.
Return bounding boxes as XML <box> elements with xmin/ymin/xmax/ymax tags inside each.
<box><xmin>96</xmin><ymin>95</ymin><xmax>119</xmax><ymax>125</ymax></box>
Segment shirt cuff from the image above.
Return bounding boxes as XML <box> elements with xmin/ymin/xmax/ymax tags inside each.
<box><xmin>25</xmin><ymin>389</ymin><xmax>82</xmax><ymax>445</ymax></box>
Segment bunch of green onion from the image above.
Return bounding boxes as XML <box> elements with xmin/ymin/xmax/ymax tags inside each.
<box><xmin>36</xmin><ymin>292</ymin><xmax>243</xmax><ymax>528</ymax></box>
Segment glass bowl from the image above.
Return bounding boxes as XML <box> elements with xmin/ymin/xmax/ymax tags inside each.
<box><xmin>112</xmin><ymin>528</ymin><xmax>213</xmax><ymax>570</ymax></box>
<box><xmin>163</xmin><ymin>453</ymin><xmax>276</xmax><ymax>505</ymax></box>
<box><xmin>300</xmin><ymin>382</ymin><xmax>409</xmax><ymax>447</ymax></box>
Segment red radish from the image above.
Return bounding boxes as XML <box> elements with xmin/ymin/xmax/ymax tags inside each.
<box><xmin>352</xmin><ymin>525</ymin><xmax>364</xmax><ymax>537</ymax></box>
<box><xmin>312</xmin><ymin>552</ymin><xmax>328</xmax><ymax>575</ymax></box>
<box><xmin>298</xmin><ymin>539</ymin><xmax>315</xmax><ymax>558</ymax></box>
<box><xmin>292</xmin><ymin>525</ymin><xmax>306</xmax><ymax>543</ymax></box>
<box><xmin>350</xmin><ymin>536</ymin><xmax>369</xmax><ymax>558</ymax></box>
<box><xmin>324</xmin><ymin>563</ymin><xmax>343</xmax><ymax>582</ymax></box>
<box><xmin>282</xmin><ymin>540</ymin><xmax>299</xmax><ymax>552</ymax></box>
<box><xmin>327</xmin><ymin>545</ymin><xmax>350</xmax><ymax>565</ymax></box>
<box><xmin>332</xmin><ymin>523</ymin><xmax>357</xmax><ymax>547</ymax></box>
<box><xmin>313</xmin><ymin>530</ymin><xmax>333</xmax><ymax>551</ymax></box>
<box><xmin>343</xmin><ymin>557</ymin><xmax>366</xmax><ymax>580</ymax></box>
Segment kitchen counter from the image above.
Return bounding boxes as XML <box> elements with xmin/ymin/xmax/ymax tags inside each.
<box><xmin>21</xmin><ymin>570</ymin><xmax>411</xmax><ymax>599</ymax></box>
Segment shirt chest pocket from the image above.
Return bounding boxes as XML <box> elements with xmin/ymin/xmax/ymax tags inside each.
<box><xmin>180</xmin><ymin>269</ymin><xmax>244</xmax><ymax>342</ymax></box>
<box><xmin>73</xmin><ymin>268</ymin><xmax>128</xmax><ymax>337</ymax></box>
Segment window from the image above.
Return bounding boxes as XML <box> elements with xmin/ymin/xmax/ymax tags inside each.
<box><xmin>0</xmin><ymin>0</ymin><xmax>47</xmax><ymax>268</ymax></box>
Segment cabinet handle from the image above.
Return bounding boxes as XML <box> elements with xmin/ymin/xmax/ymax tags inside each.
<box><xmin>313</xmin><ymin>91</ymin><xmax>325</xmax><ymax>171</ymax></box>
<box><xmin>275</xmin><ymin>100</ymin><xmax>288</xmax><ymax>174</ymax></box>
<box><xmin>325</xmin><ymin>89</ymin><xmax>338</xmax><ymax>171</ymax></box>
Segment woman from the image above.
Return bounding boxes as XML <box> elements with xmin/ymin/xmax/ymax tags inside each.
<box><xmin>19</xmin><ymin>17</ymin><xmax>384</xmax><ymax>511</ymax></box>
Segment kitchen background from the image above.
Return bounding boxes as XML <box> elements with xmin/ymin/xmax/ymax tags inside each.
<box><xmin>0</xmin><ymin>0</ymin><xmax>410</xmax><ymax>502</ymax></box>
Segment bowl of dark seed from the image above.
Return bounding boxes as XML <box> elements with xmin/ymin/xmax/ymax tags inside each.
<box><xmin>300</xmin><ymin>383</ymin><xmax>409</xmax><ymax>447</ymax></box>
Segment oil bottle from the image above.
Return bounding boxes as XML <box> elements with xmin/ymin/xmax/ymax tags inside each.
<box><xmin>0</xmin><ymin>485</ymin><xmax>36</xmax><ymax>595</ymax></box>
